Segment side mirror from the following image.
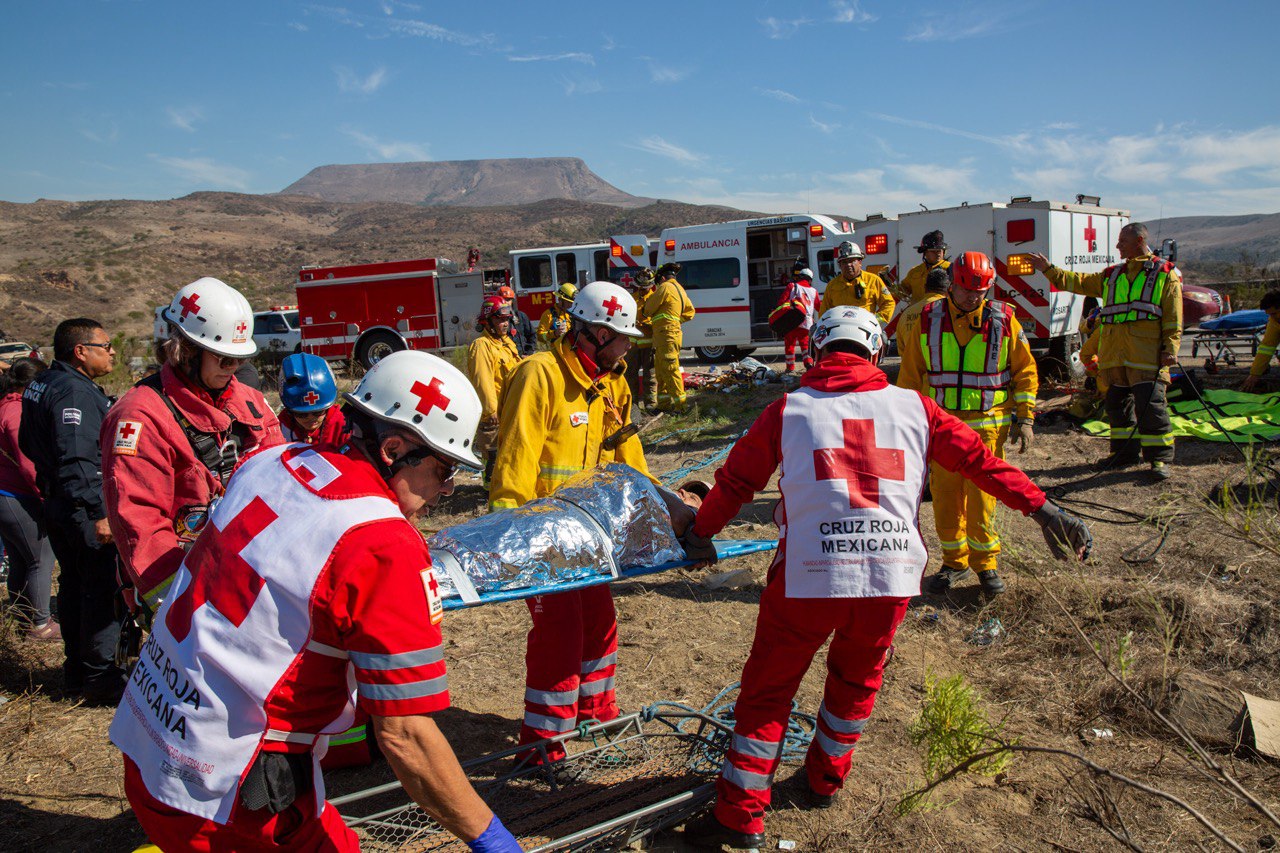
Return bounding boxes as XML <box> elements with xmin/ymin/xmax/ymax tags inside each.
<box><xmin>1160</xmin><ymin>238</ymin><xmax>1178</xmax><ymax>264</ymax></box>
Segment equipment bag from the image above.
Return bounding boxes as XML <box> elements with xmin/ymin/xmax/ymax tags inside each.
<box><xmin>769</xmin><ymin>301</ymin><xmax>805</xmax><ymax>337</ymax></box>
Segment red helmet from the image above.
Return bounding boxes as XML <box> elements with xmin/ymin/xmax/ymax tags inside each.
<box><xmin>952</xmin><ymin>251</ymin><xmax>996</xmax><ymax>292</ymax></box>
<box><xmin>479</xmin><ymin>296</ymin><xmax>511</xmax><ymax>321</ymax></box>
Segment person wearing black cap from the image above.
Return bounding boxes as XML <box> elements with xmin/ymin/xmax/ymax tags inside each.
<box><xmin>899</xmin><ymin>230</ymin><xmax>950</xmax><ymax>305</ymax></box>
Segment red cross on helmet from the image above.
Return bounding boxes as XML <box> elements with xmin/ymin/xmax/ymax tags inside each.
<box><xmin>569</xmin><ymin>281</ymin><xmax>642</xmax><ymax>336</ymax></box>
<box><xmin>343</xmin><ymin>350</ymin><xmax>483</xmax><ymax>467</ymax></box>
<box><xmin>952</xmin><ymin>251</ymin><xmax>997</xmax><ymax>292</ymax></box>
<box><xmin>163</xmin><ymin>276</ymin><xmax>258</xmax><ymax>358</ymax></box>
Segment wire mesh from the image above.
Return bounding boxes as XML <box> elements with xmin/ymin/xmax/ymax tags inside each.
<box><xmin>336</xmin><ymin>711</ymin><xmax>732</xmax><ymax>852</ymax></box>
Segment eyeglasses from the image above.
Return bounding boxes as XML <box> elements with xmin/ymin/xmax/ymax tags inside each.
<box><xmin>399</xmin><ymin>444</ymin><xmax>457</xmax><ymax>481</ymax></box>
<box><xmin>81</xmin><ymin>342</ymin><xmax>115</xmax><ymax>351</ymax></box>
<box><xmin>217</xmin><ymin>355</ymin><xmax>247</xmax><ymax>368</ymax></box>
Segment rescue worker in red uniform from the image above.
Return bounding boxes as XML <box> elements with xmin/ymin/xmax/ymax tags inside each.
<box><xmin>102</xmin><ymin>277</ymin><xmax>283</xmax><ymax>614</ymax></box>
<box><xmin>678</xmin><ymin>307</ymin><xmax>1092</xmax><ymax>850</ymax></box>
<box><xmin>110</xmin><ymin>350</ymin><xmax>521</xmax><ymax>853</ymax></box>
<box><xmin>277</xmin><ymin>352</ymin><xmax>347</xmax><ymax>446</ymax></box>
<box><xmin>489</xmin><ymin>281</ymin><xmax>651</xmax><ymax>776</ymax></box>
<box><xmin>778</xmin><ymin>268</ymin><xmax>819</xmax><ymax>373</ymax></box>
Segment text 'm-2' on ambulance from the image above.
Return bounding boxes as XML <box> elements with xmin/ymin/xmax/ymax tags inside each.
<box><xmin>654</xmin><ymin>214</ymin><xmax>855</xmax><ymax>362</ymax></box>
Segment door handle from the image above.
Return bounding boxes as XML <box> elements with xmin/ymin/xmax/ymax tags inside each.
<box><xmin>731</xmin><ymin>297</ymin><xmax>746</xmax><ymax>302</ymax></box>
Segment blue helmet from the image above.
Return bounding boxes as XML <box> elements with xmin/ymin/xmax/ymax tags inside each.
<box><xmin>279</xmin><ymin>353</ymin><xmax>337</xmax><ymax>413</ymax></box>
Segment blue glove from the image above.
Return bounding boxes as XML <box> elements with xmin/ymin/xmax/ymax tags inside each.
<box><xmin>467</xmin><ymin>815</ymin><xmax>521</xmax><ymax>853</ymax></box>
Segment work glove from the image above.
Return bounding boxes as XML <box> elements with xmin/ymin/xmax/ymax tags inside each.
<box><xmin>1018</xmin><ymin>422</ymin><xmax>1034</xmax><ymax>454</ymax></box>
<box><xmin>1033</xmin><ymin>501</ymin><xmax>1093</xmax><ymax>561</ymax></box>
<box><xmin>467</xmin><ymin>815</ymin><xmax>522</xmax><ymax>853</ymax></box>
<box><xmin>680</xmin><ymin>522</ymin><xmax>719</xmax><ymax>566</ymax></box>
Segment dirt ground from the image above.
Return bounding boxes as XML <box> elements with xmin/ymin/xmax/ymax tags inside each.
<box><xmin>2</xmin><ymin>360</ymin><xmax>1279</xmax><ymax>852</ymax></box>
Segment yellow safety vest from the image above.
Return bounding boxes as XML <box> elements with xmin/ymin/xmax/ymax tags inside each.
<box><xmin>920</xmin><ymin>300</ymin><xmax>1013</xmax><ymax>412</ymax></box>
<box><xmin>1100</xmin><ymin>259</ymin><xmax>1170</xmax><ymax>324</ymax></box>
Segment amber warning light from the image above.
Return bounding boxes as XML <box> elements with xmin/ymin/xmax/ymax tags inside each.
<box><xmin>1006</xmin><ymin>254</ymin><xmax>1035</xmax><ymax>276</ymax></box>
<box><xmin>664</xmin><ymin>239</ymin><xmax>676</xmax><ymax>254</ymax></box>
<box><xmin>864</xmin><ymin>234</ymin><xmax>888</xmax><ymax>255</ymax></box>
<box><xmin>610</xmin><ymin>245</ymin><xmax>623</xmax><ymax>258</ymax></box>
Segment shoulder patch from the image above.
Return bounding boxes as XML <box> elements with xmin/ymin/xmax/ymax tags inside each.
<box><xmin>422</xmin><ymin>567</ymin><xmax>444</xmax><ymax>625</ymax></box>
<box><xmin>113</xmin><ymin>420</ymin><xmax>143</xmax><ymax>456</ymax></box>
<box><xmin>61</xmin><ymin>408</ymin><xmax>82</xmax><ymax>425</ymax></box>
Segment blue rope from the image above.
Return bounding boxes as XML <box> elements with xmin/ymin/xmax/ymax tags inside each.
<box><xmin>661</xmin><ymin>430</ymin><xmax>747</xmax><ymax>485</ymax></box>
<box><xmin>645</xmin><ymin>426</ymin><xmax>707</xmax><ymax>445</ymax></box>
<box><xmin>641</xmin><ymin>682</ymin><xmax>816</xmax><ymax>770</ymax></box>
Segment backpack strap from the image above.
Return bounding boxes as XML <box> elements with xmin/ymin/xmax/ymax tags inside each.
<box><xmin>137</xmin><ymin>373</ymin><xmax>241</xmax><ymax>487</ymax></box>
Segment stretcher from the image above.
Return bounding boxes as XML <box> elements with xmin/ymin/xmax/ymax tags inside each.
<box><xmin>1191</xmin><ymin>310</ymin><xmax>1269</xmax><ymax>371</ymax></box>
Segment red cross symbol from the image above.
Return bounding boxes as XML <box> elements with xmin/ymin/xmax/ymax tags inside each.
<box><xmin>235</xmin><ymin>321</ymin><xmax>248</xmax><ymax>335</ymax></box>
<box><xmin>178</xmin><ymin>293</ymin><xmax>202</xmax><ymax>319</ymax></box>
<box><xmin>410</xmin><ymin>378</ymin><xmax>451</xmax><ymax>416</ymax></box>
<box><xmin>119</xmin><ymin>422</ymin><xmax>138</xmax><ymax>441</ymax></box>
<box><xmin>427</xmin><ymin>572</ymin><xmax>439</xmax><ymax>597</ymax></box>
<box><xmin>301</xmin><ymin>390</ymin><xmax>321</xmax><ymax>406</ymax></box>
<box><xmin>813</xmin><ymin>418</ymin><xmax>906</xmax><ymax>509</ymax></box>
<box><xmin>602</xmin><ymin>295</ymin><xmax>623</xmax><ymax>317</ymax></box>
<box><xmin>619</xmin><ymin>273</ymin><xmax>635</xmax><ymax>287</ymax></box>
<box><xmin>1084</xmin><ymin>216</ymin><xmax>1097</xmax><ymax>253</ymax></box>
<box><xmin>165</xmin><ymin>497</ymin><xmax>278</xmax><ymax>643</ymax></box>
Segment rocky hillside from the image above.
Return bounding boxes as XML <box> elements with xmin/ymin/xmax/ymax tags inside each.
<box><xmin>279</xmin><ymin>157</ymin><xmax>653</xmax><ymax>208</ymax></box>
<box><xmin>0</xmin><ymin>193</ymin><xmax>751</xmax><ymax>344</ymax></box>
<box><xmin>1147</xmin><ymin>212</ymin><xmax>1280</xmax><ymax>272</ymax></box>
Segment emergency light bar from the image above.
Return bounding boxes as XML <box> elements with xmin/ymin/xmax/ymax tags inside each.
<box><xmin>664</xmin><ymin>239</ymin><xmax>675</xmax><ymax>254</ymax></box>
<box><xmin>809</xmin><ymin>224</ymin><xmax>824</xmax><ymax>240</ymax></box>
<box><xmin>1006</xmin><ymin>254</ymin><xmax>1035</xmax><ymax>276</ymax></box>
<box><xmin>864</xmin><ymin>234</ymin><xmax>888</xmax><ymax>255</ymax></box>
<box><xmin>611</xmin><ymin>245</ymin><xmax>623</xmax><ymax>258</ymax></box>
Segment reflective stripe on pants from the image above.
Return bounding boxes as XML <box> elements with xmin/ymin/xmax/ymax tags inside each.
<box><xmin>930</xmin><ymin>417</ymin><xmax>1009</xmax><ymax>573</ymax></box>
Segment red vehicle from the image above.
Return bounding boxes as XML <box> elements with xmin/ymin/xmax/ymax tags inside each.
<box><xmin>297</xmin><ymin>257</ymin><xmax>486</xmax><ymax>369</ymax></box>
<box><xmin>1181</xmin><ymin>283</ymin><xmax>1223</xmax><ymax>328</ymax></box>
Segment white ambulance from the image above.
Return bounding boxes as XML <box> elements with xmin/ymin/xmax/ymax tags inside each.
<box><xmin>508</xmin><ymin>235</ymin><xmax>655</xmax><ymax>321</ymax></box>
<box><xmin>653</xmin><ymin>214</ymin><xmax>856</xmax><ymax>361</ymax></box>
<box><xmin>869</xmin><ymin>196</ymin><xmax>1129</xmax><ymax>367</ymax></box>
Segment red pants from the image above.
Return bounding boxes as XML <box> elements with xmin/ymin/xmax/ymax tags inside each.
<box><xmin>124</xmin><ymin>756</ymin><xmax>359</xmax><ymax>852</ymax></box>
<box><xmin>714</xmin><ymin>579</ymin><xmax>908</xmax><ymax>835</ymax></box>
<box><xmin>520</xmin><ymin>585</ymin><xmax>619</xmax><ymax>761</ymax></box>
<box><xmin>783</xmin><ymin>328</ymin><xmax>812</xmax><ymax>371</ymax></box>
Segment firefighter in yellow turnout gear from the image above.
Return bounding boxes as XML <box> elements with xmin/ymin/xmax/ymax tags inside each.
<box><xmin>819</xmin><ymin>240</ymin><xmax>896</xmax><ymax>325</ymax></box>
<box><xmin>1241</xmin><ymin>289</ymin><xmax>1280</xmax><ymax>393</ymax></box>
<box><xmin>897</xmin><ymin>230</ymin><xmax>952</xmax><ymax>305</ymax></box>
<box><xmin>626</xmin><ymin>269</ymin><xmax>657</xmax><ymax>410</ymax></box>
<box><xmin>643</xmin><ymin>263</ymin><xmax>695</xmax><ymax>412</ymax></box>
<box><xmin>898</xmin><ymin>252</ymin><xmax>1038</xmax><ymax>595</ymax></box>
<box><xmin>467</xmin><ymin>296</ymin><xmax>521</xmax><ymax>483</ymax></box>
<box><xmin>537</xmin><ymin>282</ymin><xmax>577</xmax><ymax>345</ymax></box>
<box><xmin>1029</xmin><ymin>222</ymin><xmax>1182</xmax><ymax>480</ymax></box>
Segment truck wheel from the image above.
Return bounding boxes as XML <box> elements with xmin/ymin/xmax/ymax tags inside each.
<box><xmin>356</xmin><ymin>331</ymin><xmax>405</xmax><ymax>370</ymax></box>
<box><xmin>1042</xmin><ymin>333</ymin><xmax>1085</xmax><ymax>382</ymax></box>
<box><xmin>694</xmin><ymin>345</ymin><xmax>740</xmax><ymax>363</ymax></box>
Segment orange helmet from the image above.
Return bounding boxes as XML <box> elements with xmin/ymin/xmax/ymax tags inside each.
<box><xmin>497</xmin><ymin>285</ymin><xmax>516</xmax><ymax>301</ymax></box>
<box><xmin>952</xmin><ymin>251</ymin><xmax>996</xmax><ymax>292</ymax></box>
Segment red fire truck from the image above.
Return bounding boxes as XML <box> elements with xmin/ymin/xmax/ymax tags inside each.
<box><xmin>296</xmin><ymin>257</ymin><xmax>486</xmax><ymax>369</ymax></box>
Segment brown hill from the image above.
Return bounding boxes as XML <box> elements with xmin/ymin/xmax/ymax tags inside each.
<box><xmin>1146</xmin><ymin>212</ymin><xmax>1280</xmax><ymax>273</ymax></box>
<box><xmin>0</xmin><ymin>193</ymin><xmax>753</xmax><ymax>344</ymax></box>
<box><xmin>279</xmin><ymin>157</ymin><xmax>654</xmax><ymax>208</ymax></box>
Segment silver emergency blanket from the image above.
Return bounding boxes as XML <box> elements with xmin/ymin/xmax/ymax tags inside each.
<box><xmin>428</xmin><ymin>463</ymin><xmax>685</xmax><ymax>605</ymax></box>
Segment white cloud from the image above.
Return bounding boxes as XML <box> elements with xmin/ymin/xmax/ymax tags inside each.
<box><xmin>601</xmin><ymin>34</ymin><xmax>617</xmax><ymax>51</ymax></box>
<box><xmin>166</xmin><ymin>106</ymin><xmax>204</xmax><ymax>133</ymax></box>
<box><xmin>905</xmin><ymin>6</ymin><xmax>1020</xmax><ymax>42</ymax></box>
<box><xmin>509</xmin><ymin>52</ymin><xmax>594</xmax><ymax>65</ymax></box>
<box><xmin>310</xmin><ymin>6</ymin><xmax>487</xmax><ymax>46</ymax></box>
<box><xmin>335</xmin><ymin>66</ymin><xmax>389</xmax><ymax>94</ymax></box>
<box><xmin>831</xmin><ymin>0</ymin><xmax>876</xmax><ymax>24</ymax></box>
<box><xmin>760</xmin><ymin>87</ymin><xmax>801</xmax><ymax>103</ymax></box>
<box><xmin>649</xmin><ymin>63</ymin><xmax>688</xmax><ymax>84</ymax></box>
<box><xmin>79</xmin><ymin>121</ymin><xmax>120</xmax><ymax>144</ymax></box>
<box><xmin>868</xmin><ymin>112</ymin><xmax>1031</xmax><ymax>152</ymax></box>
<box><xmin>809</xmin><ymin>114</ymin><xmax>838</xmax><ymax>134</ymax></box>
<box><xmin>628</xmin><ymin>136</ymin><xmax>705</xmax><ymax>165</ymax></box>
<box><xmin>343</xmin><ymin>128</ymin><xmax>430</xmax><ymax>161</ymax></box>
<box><xmin>760</xmin><ymin>17</ymin><xmax>812</xmax><ymax>39</ymax></box>
<box><xmin>153</xmin><ymin>156</ymin><xmax>251</xmax><ymax>191</ymax></box>
<box><xmin>561</xmin><ymin>76</ymin><xmax>603</xmax><ymax>96</ymax></box>
<box><xmin>1179</xmin><ymin>127</ymin><xmax>1280</xmax><ymax>184</ymax></box>
<box><xmin>287</xmin><ymin>21</ymin><xmax>308</xmax><ymax>32</ymax></box>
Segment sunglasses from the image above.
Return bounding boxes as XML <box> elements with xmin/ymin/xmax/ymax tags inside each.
<box><xmin>80</xmin><ymin>342</ymin><xmax>115</xmax><ymax>351</ymax></box>
<box><xmin>398</xmin><ymin>444</ymin><xmax>458</xmax><ymax>481</ymax></box>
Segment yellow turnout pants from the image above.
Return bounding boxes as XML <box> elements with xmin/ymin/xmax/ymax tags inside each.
<box><xmin>930</xmin><ymin>416</ymin><xmax>1010</xmax><ymax>573</ymax></box>
<box><xmin>652</xmin><ymin>321</ymin><xmax>686</xmax><ymax>410</ymax></box>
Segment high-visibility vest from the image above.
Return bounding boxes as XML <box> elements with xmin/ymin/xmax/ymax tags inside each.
<box><xmin>920</xmin><ymin>299</ymin><xmax>1013</xmax><ymax>412</ymax></box>
<box><xmin>1099</xmin><ymin>259</ymin><xmax>1171</xmax><ymax>324</ymax></box>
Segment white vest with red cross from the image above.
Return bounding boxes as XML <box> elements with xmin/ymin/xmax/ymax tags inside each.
<box><xmin>109</xmin><ymin>443</ymin><xmax>404</xmax><ymax>823</ymax></box>
<box><xmin>778</xmin><ymin>385</ymin><xmax>930</xmax><ymax>598</ymax></box>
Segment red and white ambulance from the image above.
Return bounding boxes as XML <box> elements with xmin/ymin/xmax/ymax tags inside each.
<box><xmin>508</xmin><ymin>235</ymin><xmax>654</xmax><ymax>320</ymax></box>
<box><xmin>296</xmin><ymin>257</ymin><xmax>485</xmax><ymax>369</ymax></box>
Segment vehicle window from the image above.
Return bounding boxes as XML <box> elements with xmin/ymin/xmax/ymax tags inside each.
<box><xmin>517</xmin><ymin>255</ymin><xmax>553</xmax><ymax>290</ymax></box>
<box><xmin>678</xmin><ymin>257</ymin><xmax>741</xmax><ymax>290</ymax></box>
<box><xmin>268</xmin><ymin>316</ymin><xmax>289</xmax><ymax>333</ymax></box>
<box><xmin>285</xmin><ymin>311</ymin><xmax>299</xmax><ymax>329</ymax></box>
<box><xmin>556</xmin><ymin>253</ymin><xmax>577</xmax><ymax>287</ymax></box>
<box><xmin>253</xmin><ymin>316</ymin><xmax>271</xmax><ymax>335</ymax></box>
<box><xmin>593</xmin><ymin>250</ymin><xmax>609</xmax><ymax>282</ymax></box>
<box><xmin>816</xmin><ymin>250</ymin><xmax>836</xmax><ymax>284</ymax></box>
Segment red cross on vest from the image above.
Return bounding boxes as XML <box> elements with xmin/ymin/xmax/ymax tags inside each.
<box><xmin>178</xmin><ymin>293</ymin><xmax>202</xmax><ymax>319</ymax></box>
<box><xmin>165</xmin><ymin>496</ymin><xmax>278</xmax><ymax>643</ymax></box>
<box><xmin>410</xmin><ymin>378</ymin><xmax>451</xmax><ymax>416</ymax></box>
<box><xmin>602</xmin><ymin>295</ymin><xmax>623</xmax><ymax>317</ymax></box>
<box><xmin>301</xmin><ymin>391</ymin><xmax>320</xmax><ymax>406</ymax></box>
<box><xmin>813</xmin><ymin>418</ymin><xmax>906</xmax><ymax>509</ymax></box>
<box><xmin>119</xmin><ymin>422</ymin><xmax>138</xmax><ymax>441</ymax></box>
<box><xmin>1084</xmin><ymin>216</ymin><xmax>1097</xmax><ymax>253</ymax></box>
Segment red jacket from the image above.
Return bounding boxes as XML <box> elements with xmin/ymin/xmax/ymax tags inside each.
<box><xmin>0</xmin><ymin>392</ymin><xmax>38</xmax><ymax>497</ymax></box>
<box><xmin>693</xmin><ymin>353</ymin><xmax>1045</xmax><ymax>546</ymax></box>
<box><xmin>279</xmin><ymin>407</ymin><xmax>348</xmax><ymax>446</ymax></box>
<box><xmin>101</xmin><ymin>364</ymin><xmax>283</xmax><ymax>607</ymax></box>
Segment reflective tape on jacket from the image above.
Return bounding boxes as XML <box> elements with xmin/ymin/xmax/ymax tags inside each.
<box><xmin>357</xmin><ymin>674</ymin><xmax>448</xmax><ymax>702</ymax></box>
<box><xmin>921</xmin><ymin>299</ymin><xmax>1013</xmax><ymax>411</ymax></box>
<box><xmin>350</xmin><ymin>646</ymin><xmax>444</xmax><ymax>671</ymax></box>
<box><xmin>1101</xmin><ymin>260</ymin><xmax>1168</xmax><ymax>324</ymax></box>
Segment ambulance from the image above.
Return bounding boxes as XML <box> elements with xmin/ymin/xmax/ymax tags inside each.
<box><xmin>508</xmin><ymin>235</ymin><xmax>654</xmax><ymax>321</ymax></box>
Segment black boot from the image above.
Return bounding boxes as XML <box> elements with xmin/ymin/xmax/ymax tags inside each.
<box><xmin>682</xmin><ymin>812</ymin><xmax>765</xmax><ymax>850</ymax></box>
<box><xmin>977</xmin><ymin>570</ymin><xmax>1006</xmax><ymax>595</ymax></box>
<box><xmin>926</xmin><ymin>566</ymin><xmax>971</xmax><ymax>593</ymax></box>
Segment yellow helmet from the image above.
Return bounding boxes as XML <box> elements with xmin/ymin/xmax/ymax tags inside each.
<box><xmin>556</xmin><ymin>282</ymin><xmax>578</xmax><ymax>302</ymax></box>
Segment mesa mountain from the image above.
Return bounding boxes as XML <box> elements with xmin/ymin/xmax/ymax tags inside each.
<box><xmin>279</xmin><ymin>157</ymin><xmax>655</xmax><ymax>208</ymax></box>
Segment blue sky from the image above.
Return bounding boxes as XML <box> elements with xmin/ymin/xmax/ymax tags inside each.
<box><xmin>3</xmin><ymin>1</ymin><xmax>1278</xmax><ymax>220</ymax></box>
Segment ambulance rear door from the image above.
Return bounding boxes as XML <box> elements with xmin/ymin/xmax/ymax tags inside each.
<box><xmin>509</xmin><ymin>243</ymin><xmax>604</xmax><ymax>320</ymax></box>
<box><xmin>606</xmin><ymin>234</ymin><xmax>651</xmax><ymax>289</ymax></box>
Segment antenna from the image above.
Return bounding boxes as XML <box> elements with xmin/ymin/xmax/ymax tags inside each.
<box><xmin>1155</xmin><ymin>203</ymin><xmax>1164</xmax><ymax>243</ymax></box>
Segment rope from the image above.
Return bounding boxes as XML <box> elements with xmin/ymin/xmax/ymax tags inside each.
<box><xmin>661</xmin><ymin>431</ymin><xmax>746</xmax><ymax>486</ymax></box>
<box><xmin>641</xmin><ymin>682</ymin><xmax>816</xmax><ymax>770</ymax></box>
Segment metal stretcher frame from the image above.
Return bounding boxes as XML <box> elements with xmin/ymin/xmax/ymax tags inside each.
<box><xmin>1191</xmin><ymin>326</ymin><xmax>1265</xmax><ymax>367</ymax></box>
<box><xmin>333</xmin><ymin>709</ymin><xmax>736</xmax><ymax>852</ymax></box>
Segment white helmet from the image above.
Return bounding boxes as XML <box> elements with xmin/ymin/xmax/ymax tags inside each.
<box><xmin>343</xmin><ymin>350</ymin><xmax>483</xmax><ymax>468</ymax></box>
<box><xmin>796</xmin><ymin>268</ymin><xmax>815</xmax><ymax>280</ymax></box>
<box><xmin>812</xmin><ymin>306</ymin><xmax>884</xmax><ymax>358</ymax></box>
<box><xmin>164</xmin><ymin>276</ymin><xmax>257</xmax><ymax>358</ymax></box>
<box><xmin>570</xmin><ymin>281</ymin><xmax>642</xmax><ymax>337</ymax></box>
<box><xmin>836</xmin><ymin>241</ymin><xmax>865</xmax><ymax>261</ymax></box>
